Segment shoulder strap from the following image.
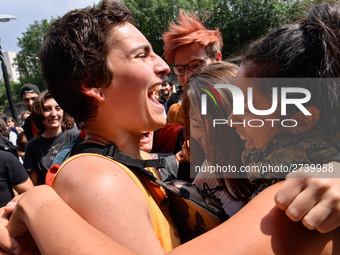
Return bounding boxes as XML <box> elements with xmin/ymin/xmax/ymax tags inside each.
<box><xmin>70</xmin><ymin>143</ymin><xmax>169</xmax><ymax>188</ymax></box>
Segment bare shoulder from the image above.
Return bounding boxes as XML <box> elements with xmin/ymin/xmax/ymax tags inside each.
<box><xmin>53</xmin><ymin>155</ymin><xmax>164</xmax><ymax>254</ymax></box>
<box><xmin>53</xmin><ymin>155</ymin><xmax>145</xmax><ymax>203</ymax></box>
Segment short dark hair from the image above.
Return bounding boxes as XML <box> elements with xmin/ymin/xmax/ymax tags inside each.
<box><xmin>162</xmin><ymin>76</ymin><xmax>173</xmax><ymax>87</ymax></box>
<box><xmin>39</xmin><ymin>0</ymin><xmax>132</xmax><ymax>124</ymax></box>
<box><xmin>31</xmin><ymin>91</ymin><xmax>75</xmax><ymax>134</ymax></box>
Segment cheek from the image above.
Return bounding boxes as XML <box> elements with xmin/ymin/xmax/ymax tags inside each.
<box><xmin>178</xmin><ymin>76</ymin><xmax>185</xmax><ymax>85</ymax></box>
<box><xmin>42</xmin><ymin>112</ymin><xmax>49</xmax><ymax>119</ymax></box>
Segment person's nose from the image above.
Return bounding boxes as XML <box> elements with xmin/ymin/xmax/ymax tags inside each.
<box><xmin>155</xmin><ymin>55</ymin><xmax>170</xmax><ymax>77</ymax></box>
<box><xmin>50</xmin><ymin>108</ymin><xmax>57</xmax><ymax>116</ymax></box>
<box><xmin>183</xmin><ymin>69</ymin><xmax>193</xmax><ymax>84</ymax></box>
<box><xmin>28</xmin><ymin>99</ymin><xmax>34</xmax><ymax>107</ymax></box>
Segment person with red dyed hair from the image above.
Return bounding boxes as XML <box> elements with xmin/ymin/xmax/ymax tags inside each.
<box><xmin>163</xmin><ymin>10</ymin><xmax>223</xmax><ymax>86</ymax></box>
<box><xmin>162</xmin><ymin>10</ymin><xmax>222</xmax><ymax>126</ymax></box>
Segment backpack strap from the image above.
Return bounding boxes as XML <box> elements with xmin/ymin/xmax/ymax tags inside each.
<box><xmin>70</xmin><ymin>143</ymin><xmax>167</xmax><ymax>184</ymax></box>
<box><xmin>70</xmin><ymin>142</ymin><xmax>169</xmax><ymax>206</ymax></box>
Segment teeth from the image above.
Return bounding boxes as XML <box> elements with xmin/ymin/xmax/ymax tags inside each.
<box><xmin>148</xmin><ymin>84</ymin><xmax>162</xmax><ymax>93</ymax></box>
<box><xmin>240</xmin><ymin>135</ymin><xmax>247</xmax><ymax>140</ymax></box>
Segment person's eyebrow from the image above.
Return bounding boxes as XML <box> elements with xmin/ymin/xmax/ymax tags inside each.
<box><xmin>129</xmin><ymin>45</ymin><xmax>151</xmax><ymax>55</ymax></box>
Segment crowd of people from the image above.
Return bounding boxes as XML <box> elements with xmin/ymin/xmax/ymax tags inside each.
<box><xmin>0</xmin><ymin>0</ymin><xmax>340</xmax><ymax>254</ymax></box>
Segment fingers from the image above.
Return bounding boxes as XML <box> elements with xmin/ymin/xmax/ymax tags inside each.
<box><xmin>0</xmin><ymin>211</ymin><xmax>21</xmax><ymax>255</ymax></box>
<box><xmin>275</xmin><ymin>171</ymin><xmax>340</xmax><ymax>233</ymax></box>
<box><xmin>284</xmin><ymin>183</ymin><xmax>323</xmax><ymax>222</ymax></box>
<box><xmin>175</xmin><ymin>151</ymin><xmax>185</xmax><ymax>163</ymax></box>
<box><xmin>4</xmin><ymin>202</ymin><xmax>17</xmax><ymax>214</ymax></box>
<box><xmin>301</xmin><ymin>193</ymin><xmax>340</xmax><ymax>233</ymax></box>
<box><xmin>274</xmin><ymin>174</ymin><xmax>307</xmax><ymax>211</ymax></box>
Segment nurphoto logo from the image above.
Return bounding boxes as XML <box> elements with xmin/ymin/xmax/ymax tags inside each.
<box><xmin>201</xmin><ymin>83</ymin><xmax>311</xmax><ymax>128</ymax></box>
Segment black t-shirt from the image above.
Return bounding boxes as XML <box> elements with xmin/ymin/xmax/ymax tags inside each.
<box><xmin>0</xmin><ymin>150</ymin><xmax>29</xmax><ymax>207</ymax></box>
<box><xmin>24</xmin><ymin>129</ymin><xmax>79</xmax><ymax>185</ymax></box>
<box><xmin>23</xmin><ymin>115</ymin><xmax>34</xmax><ymax>141</ymax></box>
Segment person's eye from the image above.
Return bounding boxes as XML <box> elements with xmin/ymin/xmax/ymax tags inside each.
<box><xmin>189</xmin><ymin>61</ymin><xmax>201</xmax><ymax>70</ymax></box>
<box><xmin>176</xmin><ymin>67</ymin><xmax>184</xmax><ymax>72</ymax></box>
<box><xmin>137</xmin><ymin>52</ymin><xmax>148</xmax><ymax>58</ymax></box>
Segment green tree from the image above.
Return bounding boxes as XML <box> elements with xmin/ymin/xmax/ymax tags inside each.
<box><xmin>15</xmin><ymin>19</ymin><xmax>55</xmax><ymax>92</ymax></box>
<box><xmin>0</xmin><ymin>79</ymin><xmax>21</xmax><ymax>112</ymax></box>
<box><xmin>123</xmin><ymin>0</ymin><xmax>216</xmax><ymax>56</ymax></box>
<box><xmin>205</xmin><ymin>0</ymin><xmax>307</xmax><ymax>58</ymax></box>
<box><xmin>123</xmin><ymin>0</ymin><xmax>312</xmax><ymax>60</ymax></box>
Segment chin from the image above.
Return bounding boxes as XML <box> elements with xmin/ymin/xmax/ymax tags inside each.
<box><xmin>156</xmin><ymin>119</ymin><xmax>166</xmax><ymax>129</ymax></box>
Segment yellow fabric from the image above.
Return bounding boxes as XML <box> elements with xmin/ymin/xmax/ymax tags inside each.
<box><xmin>52</xmin><ymin>153</ymin><xmax>181</xmax><ymax>252</ymax></box>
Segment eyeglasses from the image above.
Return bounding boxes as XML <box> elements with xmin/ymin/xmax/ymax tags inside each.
<box><xmin>172</xmin><ymin>54</ymin><xmax>212</xmax><ymax>77</ymax></box>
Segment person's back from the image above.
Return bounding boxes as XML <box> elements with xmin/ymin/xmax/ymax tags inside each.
<box><xmin>0</xmin><ymin>150</ymin><xmax>33</xmax><ymax>206</ymax></box>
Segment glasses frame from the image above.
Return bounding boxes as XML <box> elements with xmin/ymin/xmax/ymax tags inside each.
<box><xmin>172</xmin><ymin>53</ymin><xmax>213</xmax><ymax>77</ymax></box>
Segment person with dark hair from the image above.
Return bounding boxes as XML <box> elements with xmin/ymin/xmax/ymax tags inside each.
<box><xmin>16</xmin><ymin>111</ymin><xmax>31</xmax><ymax>163</ymax></box>
<box><xmin>6</xmin><ymin>118</ymin><xmax>23</xmax><ymax>135</ymax></box>
<box><xmin>20</xmin><ymin>84</ymin><xmax>40</xmax><ymax>141</ymax></box>
<box><xmin>24</xmin><ymin>91</ymin><xmax>79</xmax><ymax>185</ymax></box>
<box><xmin>229</xmin><ymin>1</ymin><xmax>340</xmax><ymax>232</ymax></box>
<box><xmin>159</xmin><ymin>76</ymin><xmax>174</xmax><ymax>114</ymax></box>
<box><xmin>0</xmin><ymin>2</ymin><xmax>340</xmax><ymax>255</ymax></box>
<box><xmin>0</xmin><ymin>118</ymin><xmax>18</xmax><ymax>158</ymax></box>
<box><xmin>19</xmin><ymin>111</ymin><xmax>30</xmax><ymax>126</ymax></box>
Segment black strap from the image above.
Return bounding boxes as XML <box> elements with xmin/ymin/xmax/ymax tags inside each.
<box><xmin>70</xmin><ymin>143</ymin><xmax>167</xmax><ymax>185</ymax></box>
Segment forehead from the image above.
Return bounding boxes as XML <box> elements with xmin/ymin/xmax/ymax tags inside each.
<box><xmin>43</xmin><ymin>98</ymin><xmax>58</xmax><ymax>106</ymax></box>
<box><xmin>173</xmin><ymin>43</ymin><xmax>208</xmax><ymax>65</ymax></box>
<box><xmin>22</xmin><ymin>93</ymin><xmax>38</xmax><ymax>99</ymax></box>
<box><xmin>235</xmin><ymin>65</ymin><xmax>267</xmax><ymax>101</ymax></box>
<box><xmin>110</xmin><ymin>23</ymin><xmax>150</xmax><ymax>54</ymax></box>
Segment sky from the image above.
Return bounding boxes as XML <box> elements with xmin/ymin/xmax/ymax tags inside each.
<box><xmin>0</xmin><ymin>0</ymin><xmax>102</xmax><ymax>53</ymax></box>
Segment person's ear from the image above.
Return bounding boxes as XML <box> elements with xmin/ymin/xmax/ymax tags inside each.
<box><xmin>215</xmin><ymin>52</ymin><xmax>222</xmax><ymax>62</ymax></box>
<box><xmin>288</xmin><ymin>105</ymin><xmax>320</xmax><ymax>134</ymax></box>
<box><xmin>81</xmin><ymin>84</ymin><xmax>105</xmax><ymax>102</ymax></box>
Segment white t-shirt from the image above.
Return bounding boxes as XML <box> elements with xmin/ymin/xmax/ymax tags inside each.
<box><xmin>8</xmin><ymin>131</ymin><xmax>17</xmax><ymax>146</ymax></box>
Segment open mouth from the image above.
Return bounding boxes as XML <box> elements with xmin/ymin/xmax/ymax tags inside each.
<box><xmin>148</xmin><ymin>84</ymin><xmax>162</xmax><ymax>105</ymax></box>
<box><xmin>47</xmin><ymin>119</ymin><xmax>59</xmax><ymax>123</ymax></box>
<box><xmin>140</xmin><ymin>131</ymin><xmax>151</xmax><ymax>144</ymax></box>
<box><xmin>239</xmin><ymin>135</ymin><xmax>256</xmax><ymax>151</ymax></box>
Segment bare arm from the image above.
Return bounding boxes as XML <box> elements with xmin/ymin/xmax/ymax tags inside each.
<box><xmin>169</xmin><ymin>182</ymin><xmax>339</xmax><ymax>255</ymax></box>
<box><xmin>12</xmin><ymin>178</ymin><xmax>34</xmax><ymax>194</ymax></box>
<box><xmin>3</xmin><ymin>180</ymin><xmax>339</xmax><ymax>255</ymax></box>
<box><xmin>16</xmin><ymin>150</ymin><xmax>25</xmax><ymax>159</ymax></box>
<box><xmin>28</xmin><ymin>172</ymin><xmax>38</xmax><ymax>186</ymax></box>
<box><xmin>6</xmin><ymin>185</ymin><xmax>136</xmax><ymax>255</ymax></box>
